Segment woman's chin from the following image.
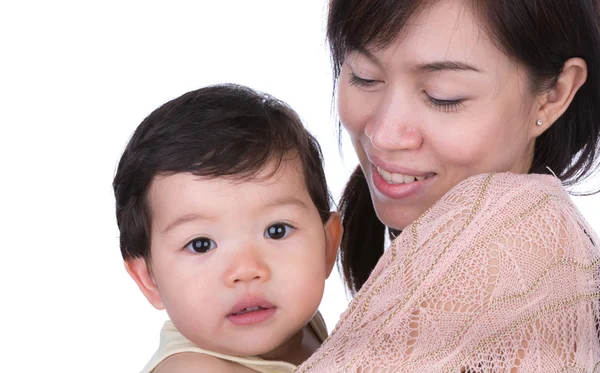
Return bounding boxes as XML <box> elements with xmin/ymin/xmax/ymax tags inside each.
<box><xmin>372</xmin><ymin>200</ymin><xmax>417</xmax><ymax>231</ymax></box>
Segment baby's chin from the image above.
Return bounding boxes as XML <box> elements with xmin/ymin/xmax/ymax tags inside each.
<box><xmin>182</xmin><ymin>322</ymin><xmax>303</xmax><ymax>358</ymax></box>
<box><xmin>191</xmin><ymin>335</ymin><xmax>293</xmax><ymax>359</ymax></box>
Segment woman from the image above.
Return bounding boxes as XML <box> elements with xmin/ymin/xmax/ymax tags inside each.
<box><xmin>298</xmin><ymin>0</ymin><xmax>600</xmax><ymax>371</ymax></box>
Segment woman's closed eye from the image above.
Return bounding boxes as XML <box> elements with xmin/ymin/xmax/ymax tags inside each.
<box><xmin>264</xmin><ymin>222</ymin><xmax>295</xmax><ymax>240</ymax></box>
<box><xmin>348</xmin><ymin>72</ymin><xmax>381</xmax><ymax>88</ymax></box>
<box><xmin>425</xmin><ymin>93</ymin><xmax>465</xmax><ymax>113</ymax></box>
<box><xmin>184</xmin><ymin>237</ymin><xmax>217</xmax><ymax>253</ymax></box>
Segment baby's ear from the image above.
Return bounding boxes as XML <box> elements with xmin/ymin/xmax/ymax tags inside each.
<box><xmin>324</xmin><ymin>212</ymin><xmax>343</xmax><ymax>278</ymax></box>
<box><xmin>124</xmin><ymin>258</ymin><xmax>165</xmax><ymax>310</ymax></box>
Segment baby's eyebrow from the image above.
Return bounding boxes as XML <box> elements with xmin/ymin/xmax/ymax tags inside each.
<box><xmin>160</xmin><ymin>213</ymin><xmax>211</xmax><ymax>235</ymax></box>
<box><xmin>263</xmin><ymin>196</ymin><xmax>310</xmax><ymax>210</ymax></box>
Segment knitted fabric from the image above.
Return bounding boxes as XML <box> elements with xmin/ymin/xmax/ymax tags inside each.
<box><xmin>298</xmin><ymin>173</ymin><xmax>600</xmax><ymax>372</ymax></box>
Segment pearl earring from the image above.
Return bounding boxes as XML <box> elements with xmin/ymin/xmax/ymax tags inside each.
<box><xmin>536</xmin><ymin>119</ymin><xmax>543</xmax><ymax>126</ymax></box>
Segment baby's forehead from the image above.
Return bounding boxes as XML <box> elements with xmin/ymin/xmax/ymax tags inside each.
<box><xmin>147</xmin><ymin>161</ymin><xmax>316</xmax><ymax>221</ymax></box>
<box><xmin>231</xmin><ymin>159</ymin><xmax>309</xmax><ymax>190</ymax></box>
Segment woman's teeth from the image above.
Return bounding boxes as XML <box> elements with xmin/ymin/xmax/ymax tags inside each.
<box><xmin>376</xmin><ymin>166</ymin><xmax>425</xmax><ymax>184</ymax></box>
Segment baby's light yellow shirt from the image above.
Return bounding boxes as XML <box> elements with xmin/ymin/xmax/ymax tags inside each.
<box><xmin>140</xmin><ymin>312</ymin><xmax>328</xmax><ymax>373</ymax></box>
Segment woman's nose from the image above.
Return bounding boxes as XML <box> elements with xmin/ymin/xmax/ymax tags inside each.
<box><xmin>367</xmin><ymin>123</ymin><xmax>423</xmax><ymax>151</ymax></box>
<box><xmin>365</xmin><ymin>93</ymin><xmax>423</xmax><ymax>151</ymax></box>
<box><xmin>224</xmin><ymin>249</ymin><xmax>271</xmax><ymax>287</ymax></box>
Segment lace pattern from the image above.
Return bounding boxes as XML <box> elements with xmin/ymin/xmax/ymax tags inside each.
<box><xmin>297</xmin><ymin>173</ymin><xmax>600</xmax><ymax>372</ymax></box>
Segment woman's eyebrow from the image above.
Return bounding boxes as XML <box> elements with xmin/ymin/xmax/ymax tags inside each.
<box><xmin>350</xmin><ymin>47</ymin><xmax>482</xmax><ymax>74</ymax></box>
<box><xmin>411</xmin><ymin>60</ymin><xmax>483</xmax><ymax>73</ymax></box>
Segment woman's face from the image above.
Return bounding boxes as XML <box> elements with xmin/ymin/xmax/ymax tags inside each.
<box><xmin>338</xmin><ymin>0</ymin><xmax>541</xmax><ymax>230</ymax></box>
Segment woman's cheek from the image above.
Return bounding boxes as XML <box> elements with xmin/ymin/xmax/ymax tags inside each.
<box><xmin>338</xmin><ymin>87</ymin><xmax>373</xmax><ymax>138</ymax></box>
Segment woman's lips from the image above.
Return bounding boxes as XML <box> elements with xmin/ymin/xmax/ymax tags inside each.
<box><xmin>371</xmin><ymin>163</ymin><xmax>436</xmax><ymax>199</ymax></box>
<box><xmin>375</xmin><ymin>165</ymin><xmax>432</xmax><ymax>184</ymax></box>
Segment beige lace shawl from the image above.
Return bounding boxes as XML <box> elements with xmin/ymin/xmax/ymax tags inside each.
<box><xmin>298</xmin><ymin>173</ymin><xmax>600</xmax><ymax>372</ymax></box>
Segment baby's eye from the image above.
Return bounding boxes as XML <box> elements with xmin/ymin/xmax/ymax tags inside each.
<box><xmin>184</xmin><ymin>237</ymin><xmax>217</xmax><ymax>253</ymax></box>
<box><xmin>264</xmin><ymin>223</ymin><xmax>295</xmax><ymax>240</ymax></box>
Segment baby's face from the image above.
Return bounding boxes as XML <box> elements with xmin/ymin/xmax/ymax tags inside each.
<box><xmin>141</xmin><ymin>159</ymin><xmax>338</xmax><ymax>356</ymax></box>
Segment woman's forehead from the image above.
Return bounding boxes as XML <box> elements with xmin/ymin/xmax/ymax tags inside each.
<box><xmin>349</xmin><ymin>1</ymin><xmax>501</xmax><ymax>73</ymax></box>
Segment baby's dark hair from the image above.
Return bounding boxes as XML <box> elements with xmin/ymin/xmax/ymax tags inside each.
<box><xmin>113</xmin><ymin>84</ymin><xmax>331</xmax><ymax>260</ymax></box>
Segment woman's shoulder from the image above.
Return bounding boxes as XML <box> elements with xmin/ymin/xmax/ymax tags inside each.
<box><xmin>407</xmin><ymin>172</ymin><xmax>598</xmax><ymax>306</ymax></box>
<box><xmin>420</xmin><ymin>172</ymin><xmax>569</xmax><ymax>228</ymax></box>
<box><xmin>426</xmin><ymin>172</ymin><xmax>596</xmax><ymax>262</ymax></box>
<box><xmin>495</xmin><ymin>174</ymin><xmax>594</xmax><ymax>259</ymax></box>
<box><xmin>449</xmin><ymin>172</ymin><xmax>566</xmax><ymax>201</ymax></box>
<box><xmin>440</xmin><ymin>172</ymin><xmax>575</xmax><ymax>221</ymax></box>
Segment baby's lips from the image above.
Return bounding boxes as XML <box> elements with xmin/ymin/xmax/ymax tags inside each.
<box><xmin>228</xmin><ymin>296</ymin><xmax>275</xmax><ymax>315</ymax></box>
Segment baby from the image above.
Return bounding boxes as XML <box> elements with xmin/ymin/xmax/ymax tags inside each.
<box><xmin>113</xmin><ymin>84</ymin><xmax>342</xmax><ymax>373</ymax></box>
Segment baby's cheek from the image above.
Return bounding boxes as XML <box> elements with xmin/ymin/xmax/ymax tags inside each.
<box><xmin>164</xmin><ymin>283</ymin><xmax>210</xmax><ymax>322</ymax></box>
<box><xmin>166</xmin><ymin>294</ymin><xmax>217</xmax><ymax>346</ymax></box>
<box><xmin>290</xmin><ymin>281</ymin><xmax>325</xmax><ymax>327</ymax></box>
<box><xmin>298</xmin><ymin>270</ymin><xmax>326</xmax><ymax>304</ymax></box>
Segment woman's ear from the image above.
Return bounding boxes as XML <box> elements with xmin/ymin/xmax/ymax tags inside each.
<box><xmin>124</xmin><ymin>258</ymin><xmax>165</xmax><ymax>310</ymax></box>
<box><xmin>323</xmin><ymin>212</ymin><xmax>343</xmax><ymax>278</ymax></box>
<box><xmin>534</xmin><ymin>57</ymin><xmax>587</xmax><ymax>136</ymax></box>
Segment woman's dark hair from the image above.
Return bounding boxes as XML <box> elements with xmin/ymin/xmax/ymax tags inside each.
<box><xmin>338</xmin><ymin>166</ymin><xmax>386</xmax><ymax>293</ymax></box>
<box><xmin>329</xmin><ymin>0</ymin><xmax>600</xmax><ymax>293</ymax></box>
<box><xmin>113</xmin><ymin>84</ymin><xmax>331</xmax><ymax>261</ymax></box>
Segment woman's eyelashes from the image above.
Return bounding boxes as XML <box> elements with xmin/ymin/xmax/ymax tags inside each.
<box><xmin>184</xmin><ymin>237</ymin><xmax>217</xmax><ymax>253</ymax></box>
<box><xmin>348</xmin><ymin>72</ymin><xmax>380</xmax><ymax>87</ymax></box>
<box><xmin>425</xmin><ymin>93</ymin><xmax>465</xmax><ymax>113</ymax></box>
<box><xmin>349</xmin><ymin>71</ymin><xmax>466</xmax><ymax>112</ymax></box>
<box><xmin>264</xmin><ymin>222</ymin><xmax>295</xmax><ymax>240</ymax></box>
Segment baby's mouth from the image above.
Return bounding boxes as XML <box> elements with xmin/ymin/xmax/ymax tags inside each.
<box><xmin>227</xmin><ymin>297</ymin><xmax>275</xmax><ymax>316</ymax></box>
<box><xmin>226</xmin><ymin>299</ymin><xmax>277</xmax><ymax>326</ymax></box>
<box><xmin>230</xmin><ymin>306</ymin><xmax>269</xmax><ymax>316</ymax></box>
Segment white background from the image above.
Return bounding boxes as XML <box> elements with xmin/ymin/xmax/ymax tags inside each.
<box><xmin>0</xmin><ymin>2</ymin><xmax>598</xmax><ymax>372</ymax></box>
